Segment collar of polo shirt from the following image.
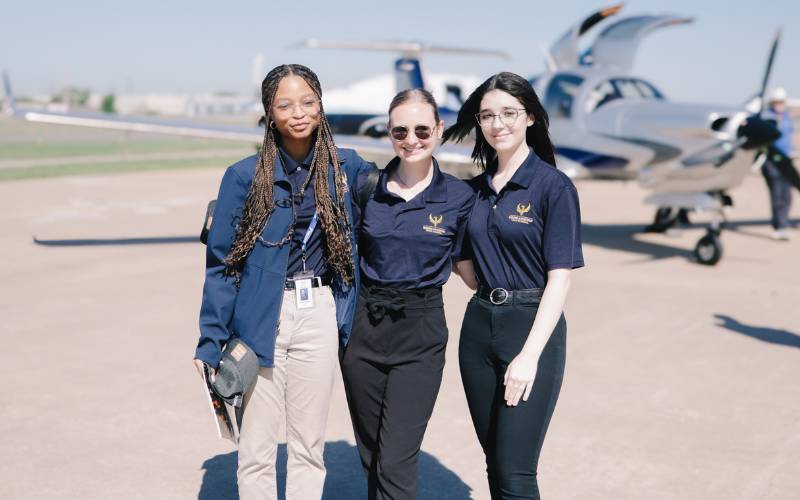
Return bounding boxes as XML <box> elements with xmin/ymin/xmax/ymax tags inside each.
<box><xmin>484</xmin><ymin>148</ymin><xmax>542</xmax><ymax>193</ymax></box>
<box><xmin>375</xmin><ymin>156</ymin><xmax>448</xmax><ymax>203</ymax></box>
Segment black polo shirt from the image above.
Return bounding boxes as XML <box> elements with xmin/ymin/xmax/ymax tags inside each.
<box><xmin>356</xmin><ymin>157</ymin><xmax>475</xmax><ymax>289</ymax></box>
<box><xmin>280</xmin><ymin>146</ymin><xmax>328</xmax><ymax>277</ymax></box>
<box><xmin>463</xmin><ymin>149</ymin><xmax>584</xmax><ymax>290</ymax></box>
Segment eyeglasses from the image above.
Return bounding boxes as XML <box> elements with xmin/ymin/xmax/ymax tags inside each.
<box><xmin>273</xmin><ymin>98</ymin><xmax>320</xmax><ymax>116</ymax></box>
<box><xmin>390</xmin><ymin>125</ymin><xmax>433</xmax><ymax>141</ymax></box>
<box><xmin>475</xmin><ymin>108</ymin><xmax>527</xmax><ymax>127</ymax></box>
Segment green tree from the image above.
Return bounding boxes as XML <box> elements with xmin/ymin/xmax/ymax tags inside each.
<box><xmin>101</xmin><ymin>94</ymin><xmax>116</xmax><ymax>114</ymax></box>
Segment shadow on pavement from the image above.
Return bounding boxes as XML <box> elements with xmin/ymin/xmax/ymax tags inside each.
<box><xmin>33</xmin><ymin>235</ymin><xmax>198</xmax><ymax>246</ymax></box>
<box><xmin>582</xmin><ymin>223</ymin><xmax>694</xmax><ymax>262</ymax></box>
<box><xmin>198</xmin><ymin>440</ymin><xmax>472</xmax><ymax>500</ymax></box>
<box><xmin>582</xmin><ymin>217</ymin><xmax>799</xmax><ymax>262</ymax></box>
<box><xmin>714</xmin><ymin>314</ymin><xmax>800</xmax><ymax>349</ymax></box>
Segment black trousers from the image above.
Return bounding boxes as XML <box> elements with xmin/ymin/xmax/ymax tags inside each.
<box><xmin>762</xmin><ymin>157</ymin><xmax>793</xmax><ymax>230</ymax></box>
<box><xmin>341</xmin><ymin>286</ymin><xmax>447</xmax><ymax>500</ymax></box>
<box><xmin>459</xmin><ymin>293</ymin><xmax>566</xmax><ymax>500</ymax></box>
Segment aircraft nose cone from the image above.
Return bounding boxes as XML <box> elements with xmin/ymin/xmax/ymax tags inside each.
<box><xmin>737</xmin><ymin>114</ymin><xmax>781</xmax><ymax>150</ymax></box>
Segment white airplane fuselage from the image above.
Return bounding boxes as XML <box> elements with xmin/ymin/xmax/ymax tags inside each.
<box><xmin>535</xmin><ymin>69</ymin><xmax>758</xmax><ymax>195</ymax></box>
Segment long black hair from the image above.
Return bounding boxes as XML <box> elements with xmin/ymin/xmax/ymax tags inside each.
<box><xmin>225</xmin><ymin>64</ymin><xmax>355</xmax><ymax>284</ymax></box>
<box><xmin>442</xmin><ymin>72</ymin><xmax>556</xmax><ymax>169</ymax></box>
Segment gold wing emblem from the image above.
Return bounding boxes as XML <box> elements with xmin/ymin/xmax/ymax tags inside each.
<box><xmin>429</xmin><ymin>214</ymin><xmax>443</xmax><ymax>227</ymax></box>
<box><xmin>516</xmin><ymin>203</ymin><xmax>531</xmax><ymax>216</ymax></box>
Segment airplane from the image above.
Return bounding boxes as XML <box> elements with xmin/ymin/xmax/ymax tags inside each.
<box><xmin>298</xmin><ymin>39</ymin><xmax>509</xmax><ymax>136</ymax></box>
<box><xmin>521</xmin><ymin>3</ymin><xmax>797</xmax><ymax>264</ymax></box>
<box><xmin>3</xmin><ymin>4</ymin><xmax>797</xmax><ymax>266</ymax></box>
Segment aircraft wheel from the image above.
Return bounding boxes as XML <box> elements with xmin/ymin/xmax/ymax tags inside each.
<box><xmin>694</xmin><ymin>231</ymin><xmax>722</xmax><ymax>265</ymax></box>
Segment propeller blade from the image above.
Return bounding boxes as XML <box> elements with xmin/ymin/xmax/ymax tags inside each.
<box><xmin>757</xmin><ymin>28</ymin><xmax>782</xmax><ymax>115</ymax></box>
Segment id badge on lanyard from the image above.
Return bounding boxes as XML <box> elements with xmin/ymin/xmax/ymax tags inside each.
<box><xmin>294</xmin><ymin>212</ymin><xmax>318</xmax><ymax>309</ymax></box>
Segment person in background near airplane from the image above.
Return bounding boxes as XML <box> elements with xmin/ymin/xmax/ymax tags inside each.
<box><xmin>762</xmin><ymin>87</ymin><xmax>796</xmax><ymax>241</ymax></box>
<box><xmin>444</xmin><ymin>72</ymin><xmax>584</xmax><ymax>500</ymax></box>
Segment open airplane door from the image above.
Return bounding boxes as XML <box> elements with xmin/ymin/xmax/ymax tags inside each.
<box><xmin>548</xmin><ymin>3</ymin><xmax>623</xmax><ymax>70</ymax></box>
<box><xmin>583</xmin><ymin>14</ymin><xmax>693</xmax><ymax>72</ymax></box>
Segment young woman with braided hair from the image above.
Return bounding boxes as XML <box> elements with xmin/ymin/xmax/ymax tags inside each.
<box><xmin>193</xmin><ymin>64</ymin><xmax>374</xmax><ymax>500</ymax></box>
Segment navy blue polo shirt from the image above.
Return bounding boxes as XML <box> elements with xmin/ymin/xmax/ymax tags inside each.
<box><xmin>464</xmin><ymin>149</ymin><xmax>584</xmax><ymax>290</ymax></box>
<box><xmin>280</xmin><ymin>146</ymin><xmax>328</xmax><ymax>277</ymax></box>
<box><xmin>356</xmin><ymin>157</ymin><xmax>475</xmax><ymax>289</ymax></box>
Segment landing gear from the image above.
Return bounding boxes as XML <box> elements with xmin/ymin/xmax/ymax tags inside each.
<box><xmin>693</xmin><ymin>205</ymin><xmax>726</xmax><ymax>266</ymax></box>
<box><xmin>644</xmin><ymin>207</ymin><xmax>691</xmax><ymax>233</ymax></box>
<box><xmin>694</xmin><ymin>228</ymin><xmax>722</xmax><ymax>265</ymax></box>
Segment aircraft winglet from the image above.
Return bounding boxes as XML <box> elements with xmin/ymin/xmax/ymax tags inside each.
<box><xmin>2</xmin><ymin>71</ymin><xmax>17</xmax><ymax>116</ymax></box>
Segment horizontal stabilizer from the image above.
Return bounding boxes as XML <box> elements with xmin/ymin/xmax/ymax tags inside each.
<box><xmin>294</xmin><ymin>39</ymin><xmax>510</xmax><ymax>60</ymax></box>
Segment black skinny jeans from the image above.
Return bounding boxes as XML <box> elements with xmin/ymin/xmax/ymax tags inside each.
<box><xmin>459</xmin><ymin>293</ymin><xmax>566</xmax><ymax>500</ymax></box>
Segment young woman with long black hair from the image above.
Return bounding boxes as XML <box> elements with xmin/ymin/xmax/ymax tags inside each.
<box><xmin>341</xmin><ymin>88</ymin><xmax>475</xmax><ymax>500</ymax></box>
<box><xmin>193</xmin><ymin>64</ymin><xmax>373</xmax><ymax>500</ymax></box>
<box><xmin>444</xmin><ymin>72</ymin><xmax>584</xmax><ymax>500</ymax></box>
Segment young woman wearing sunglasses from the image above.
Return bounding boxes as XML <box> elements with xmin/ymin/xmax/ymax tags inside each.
<box><xmin>340</xmin><ymin>88</ymin><xmax>475</xmax><ymax>500</ymax></box>
<box><xmin>193</xmin><ymin>64</ymin><xmax>373</xmax><ymax>500</ymax></box>
<box><xmin>444</xmin><ymin>72</ymin><xmax>584</xmax><ymax>499</ymax></box>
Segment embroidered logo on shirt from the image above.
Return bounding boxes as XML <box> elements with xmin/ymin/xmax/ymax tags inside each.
<box><xmin>509</xmin><ymin>203</ymin><xmax>534</xmax><ymax>224</ymax></box>
<box><xmin>423</xmin><ymin>214</ymin><xmax>447</xmax><ymax>235</ymax></box>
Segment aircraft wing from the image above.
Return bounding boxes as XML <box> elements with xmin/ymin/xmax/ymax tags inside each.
<box><xmin>583</xmin><ymin>14</ymin><xmax>693</xmax><ymax>72</ymax></box>
<box><xmin>4</xmin><ymin>98</ymin><xmax>481</xmax><ymax>177</ymax></box>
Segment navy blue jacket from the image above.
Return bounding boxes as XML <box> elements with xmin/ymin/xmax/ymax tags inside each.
<box><xmin>196</xmin><ymin>149</ymin><xmax>373</xmax><ymax>368</ymax></box>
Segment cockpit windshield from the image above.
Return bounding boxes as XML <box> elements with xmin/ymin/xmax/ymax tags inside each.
<box><xmin>543</xmin><ymin>74</ymin><xmax>584</xmax><ymax>119</ymax></box>
<box><xmin>585</xmin><ymin>78</ymin><xmax>665</xmax><ymax>113</ymax></box>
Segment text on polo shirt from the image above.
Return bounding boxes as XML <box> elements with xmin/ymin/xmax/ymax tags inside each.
<box><xmin>508</xmin><ymin>203</ymin><xmax>534</xmax><ymax>224</ymax></box>
<box><xmin>423</xmin><ymin>213</ymin><xmax>447</xmax><ymax>235</ymax></box>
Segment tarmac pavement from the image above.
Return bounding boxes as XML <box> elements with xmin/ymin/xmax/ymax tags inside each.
<box><xmin>1</xmin><ymin>167</ymin><xmax>798</xmax><ymax>499</ymax></box>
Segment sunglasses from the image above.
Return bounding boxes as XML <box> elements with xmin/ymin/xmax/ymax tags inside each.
<box><xmin>390</xmin><ymin>125</ymin><xmax>433</xmax><ymax>141</ymax></box>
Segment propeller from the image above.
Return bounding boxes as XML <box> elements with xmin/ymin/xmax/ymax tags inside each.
<box><xmin>737</xmin><ymin>27</ymin><xmax>782</xmax><ymax>148</ymax></box>
<box><xmin>756</xmin><ymin>28</ymin><xmax>782</xmax><ymax>115</ymax></box>
<box><xmin>746</xmin><ymin>27</ymin><xmax>800</xmax><ymax>191</ymax></box>
<box><xmin>683</xmin><ymin>29</ymin><xmax>787</xmax><ymax>172</ymax></box>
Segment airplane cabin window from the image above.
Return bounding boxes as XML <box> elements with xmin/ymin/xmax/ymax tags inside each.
<box><xmin>633</xmin><ymin>79</ymin><xmax>664</xmax><ymax>99</ymax></box>
<box><xmin>586</xmin><ymin>78</ymin><xmax>665</xmax><ymax>113</ymax></box>
<box><xmin>614</xmin><ymin>79</ymin><xmax>642</xmax><ymax>99</ymax></box>
<box><xmin>544</xmin><ymin>74</ymin><xmax>584</xmax><ymax>119</ymax></box>
<box><xmin>585</xmin><ymin>80</ymin><xmax>619</xmax><ymax>113</ymax></box>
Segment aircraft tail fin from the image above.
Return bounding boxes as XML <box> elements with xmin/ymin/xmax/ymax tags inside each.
<box><xmin>2</xmin><ymin>71</ymin><xmax>17</xmax><ymax>116</ymax></box>
<box><xmin>394</xmin><ymin>57</ymin><xmax>424</xmax><ymax>92</ymax></box>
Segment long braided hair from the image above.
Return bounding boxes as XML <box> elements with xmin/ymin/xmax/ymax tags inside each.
<box><xmin>224</xmin><ymin>64</ymin><xmax>355</xmax><ymax>284</ymax></box>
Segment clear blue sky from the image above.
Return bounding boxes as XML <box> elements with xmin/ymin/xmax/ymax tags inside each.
<box><xmin>2</xmin><ymin>0</ymin><xmax>798</xmax><ymax>106</ymax></box>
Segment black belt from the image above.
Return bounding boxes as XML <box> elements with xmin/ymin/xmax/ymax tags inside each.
<box><xmin>477</xmin><ymin>286</ymin><xmax>543</xmax><ymax>305</ymax></box>
<box><xmin>284</xmin><ymin>275</ymin><xmax>331</xmax><ymax>290</ymax></box>
<box><xmin>362</xmin><ymin>285</ymin><xmax>442</xmax><ymax>321</ymax></box>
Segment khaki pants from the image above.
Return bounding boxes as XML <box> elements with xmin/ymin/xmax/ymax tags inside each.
<box><xmin>237</xmin><ymin>286</ymin><xmax>338</xmax><ymax>500</ymax></box>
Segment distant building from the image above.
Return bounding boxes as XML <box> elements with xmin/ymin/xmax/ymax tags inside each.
<box><xmin>111</xmin><ymin>92</ymin><xmax>258</xmax><ymax>117</ymax></box>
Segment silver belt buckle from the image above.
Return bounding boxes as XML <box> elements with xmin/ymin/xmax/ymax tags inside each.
<box><xmin>489</xmin><ymin>287</ymin><xmax>509</xmax><ymax>305</ymax></box>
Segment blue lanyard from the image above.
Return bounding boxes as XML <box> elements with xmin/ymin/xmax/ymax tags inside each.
<box><xmin>300</xmin><ymin>212</ymin><xmax>318</xmax><ymax>272</ymax></box>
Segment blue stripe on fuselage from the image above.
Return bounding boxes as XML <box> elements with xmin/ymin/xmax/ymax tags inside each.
<box><xmin>556</xmin><ymin>146</ymin><xmax>629</xmax><ymax>169</ymax></box>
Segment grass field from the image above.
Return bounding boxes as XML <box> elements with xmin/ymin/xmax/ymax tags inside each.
<box><xmin>0</xmin><ymin>115</ymin><xmax>254</xmax><ymax>181</ymax></box>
